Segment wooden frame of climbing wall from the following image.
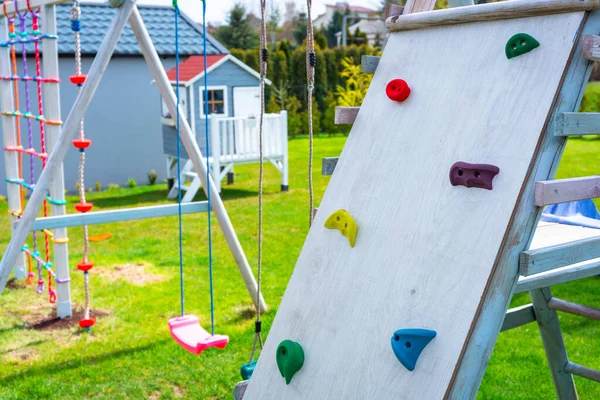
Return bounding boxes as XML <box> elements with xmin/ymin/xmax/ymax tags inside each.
<box><xmin>0</xmin><ymin>0</ymin><xmax>267</xmax><ymax>315</ymax></box>
<box><xmin>243</xmin><ymin>1</ymin><xmax>600</xmax><ymax>398</ymax></box>
<box><xmin>0</xmin><ymin>2</ymin><xmax>71</xmax><ymax>317</ymax></box>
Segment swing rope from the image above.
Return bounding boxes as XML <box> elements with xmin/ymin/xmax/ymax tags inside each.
<box><xmin>248</xmin><ymin>0</ymin><xmax>268</xmax><ymax>366</ymax></box>
<box><xmin>201</xmin><ymin>0</ymin><xmax>216</xmax><ymax>336</ymax></box>
<box><xmin>173</xmin><ymin>0</ymin><xmax>216</xmax><ymax>334</ymax></box>
<box><xmin>306</xmin><ymin>0</ymin><xmax>315</xmax><ymax>227</ymax></box>
<box><xmin>174</xmin><ymin>0</ymin><xmax>185</xmax><ymax>318</ymax></box>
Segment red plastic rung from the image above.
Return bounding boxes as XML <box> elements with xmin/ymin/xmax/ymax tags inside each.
<box><xmin>75</xmin><ymin>202</ymin><xmax>93</xmax><ymax>213</ymax></box>
<box><xmin>72</xmin><ymin>138</ymin><xmax>92</xmax><ymax>149</ymax></box>
<box><xmin>69</xmin><ymin>74</ymin><xmax>87</xmax><ymax>85</ymax></box>
<box><xmin>77</xmin><ymin>261</ymin><xmax>93</xmax><ymax>271</ymax></box>
<box><xmin>79</xmin><ymin>318</ymin><xmax>95</xmax><ymax>328</ymax></box>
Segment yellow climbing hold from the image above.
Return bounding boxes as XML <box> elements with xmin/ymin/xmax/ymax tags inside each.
<box><xmin>324</xmin><ymin>209</ymin><xmax>358</xmax><ymax>248</ymax></box>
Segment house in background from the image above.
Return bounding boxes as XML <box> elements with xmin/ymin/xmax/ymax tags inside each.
<box><xmin>0</xmin><ymin>2</ymin><xmax>226</xmax><ymax>194</ymax></box>
<box><xmin>335</xmin><ymin>19</ymin><xmax>386</xmax><ymax>47</ymax></box>
<box><xmin>313</xmin><ymin>2</ymin><xmax>378</xmax><ymax>29</ymax></box>
<box><xmin>161</xmin><ymin>54</ymin><xmax>289</xmax><ymax>199</ymax></box>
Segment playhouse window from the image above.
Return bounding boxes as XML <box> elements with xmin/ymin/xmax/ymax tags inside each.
<box><xmin>200</xmin><ymin>86</ymin><xmax>228</xmax><ymax>117</ymax></box>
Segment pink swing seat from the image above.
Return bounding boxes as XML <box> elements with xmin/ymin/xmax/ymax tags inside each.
<box><xmin>168</xmin><ymin>315</ymin><xmax>229</xmax><ymax>355</ymax></box>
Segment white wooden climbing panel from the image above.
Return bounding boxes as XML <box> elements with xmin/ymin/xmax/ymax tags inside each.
<box><xmin>244</xmin><ymin>8</ymin><xmax>589</xmax><ymax>400</ymax></box>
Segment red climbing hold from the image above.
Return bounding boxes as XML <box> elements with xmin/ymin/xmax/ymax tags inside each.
<box><xmin>77</xmin><ymin>261</ymin><xmax>94</xmax><ymax>271</ymax></box>
<box><xmin>72</xmin><ymin>138</ymin><xmax>92</xmax><ymax>149</ymax></box>
<box><xmin>69</xmin><ymin>74</ymin><xmax>87</xmax><ymax>85</ymax></box>
<box><xmin>75</xmin><ymin>202</ymin><xmax>93</xmax><ymax>213</ymax></box>
<box><xmin>79</xmin><ymin>318</ymin><xmax>95</xmax><ymax>328</ymax></box>
<box><xmin>386</xmin><ymin>79</ymin><xmax>411</xmax><ymax>102</ymax></box>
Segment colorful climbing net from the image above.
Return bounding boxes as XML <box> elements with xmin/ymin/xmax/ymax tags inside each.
<box><xmin>70</xmin><ymin>0</ymin><xmax>95</xmax><ymax>331</ymax></box>
<box><xmin>1</xmin><ymin>0</ymin><xmax>66</xmax><ymax>303</ymax></box>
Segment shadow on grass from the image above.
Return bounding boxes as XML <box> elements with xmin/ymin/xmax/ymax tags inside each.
<box><xmin>90</xmin><ymin>189</ymin><xmax>171</xmax><ymax>209</ymax></box>
<box><xmin>190</xmin><ymin>187</ymin><xmax>259</xmax><ymax>203</ymax></box>
<box><xmin>0</xmin><ymin>338</ymin><xmax>171</xmax><ymax>384</ymax></box>
<box><xmin>0</xmin><ymin>340</ymin><xmax>44</xmax><ymax>354</ymax></box>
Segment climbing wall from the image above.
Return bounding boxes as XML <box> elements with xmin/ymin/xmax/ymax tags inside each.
<box><xmin>244</xmin><ymin>12</ymin><xmax>585</xmax><ymax>399</ymax></box>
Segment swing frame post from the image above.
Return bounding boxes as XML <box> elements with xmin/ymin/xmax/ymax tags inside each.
<box><xmin>127</xmin><ymin>7</ymin><xmax>267</xmax><ymax>313</ymax></box>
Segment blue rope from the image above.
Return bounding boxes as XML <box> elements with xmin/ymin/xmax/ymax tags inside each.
<box><xmin>174</xmin><ymin>2</ymin><xmax>185</xmax><ymax>317</ymax></box>
<box><xmin>202</xmin><ymin>0</ymin><xmax>216</xmax><ymax>336</ymax></box>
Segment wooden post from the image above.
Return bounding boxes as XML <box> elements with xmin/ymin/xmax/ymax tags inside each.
<box><xmin>530</xmin><ymin>288</ymin><xmax>578</xmax><ymax>398</ymax></box>
<box><xmin>448</xmin><ymin>11</ymin><xmax>600</xmax><ymax>398</ymax></box>
<box><xmin>210</xmin><ymin>116</ymin><xmax>222</xmax><ymax>194</ymax></box>
<box><xmin>42</xmin><ymin>3</ymin><xmax>71</xmax><ymax>318</ymax></box>
<box><xmin>0</xmin><ymin>17</ymin><xmax>26</xmax><ymax>279</ymax></box>
<box><xmin>127</xmin><ymin>6</ymin><xmax>267</xmax><ymax>312</ymax></box>
<box><xmin>280</xmin><ymin>110</ymin><xmax>289</xmax><ymax>191</ymax></box>
<box><xmin>0</xmin><ymin>0</ymin><xmax>136</xmax><ymax>295</ymax></box>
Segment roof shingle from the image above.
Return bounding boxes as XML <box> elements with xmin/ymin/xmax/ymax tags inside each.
<box><xmin>53</xmin><ymin>2</ymin><xmax>225</xmax><ymax>56</ymax></box>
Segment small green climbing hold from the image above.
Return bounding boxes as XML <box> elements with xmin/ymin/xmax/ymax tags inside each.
<box><xmin>276</xmin><ymin>340</ymin><xmax>304</xmax><ymax>385</ymax></box>
<box><xmin>505</xmin><ymin>33</ymin><xmax>540</xmax><ymax>59</ymax></box>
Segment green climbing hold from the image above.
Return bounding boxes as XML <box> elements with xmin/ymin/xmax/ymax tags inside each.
<box><xmin>276</xmin><ymin>340</ymin><xmax>304</xmax><ymax>385</ymax></box>
<box><xmin>505</xmin><ymin>33</ymin><xmax>540</xmax><ymax>59</ymax></box>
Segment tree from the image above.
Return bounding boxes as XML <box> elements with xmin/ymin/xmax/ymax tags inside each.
<box><xmin>336</xmin><ymin>57</ymin><xmax>373</xmax><ymax>107</ymax></box>
<box><xmin>292</xmin><ymin>12</ymin><xmax>308</xmax><ymax>45</ymax></box>
<box><xmin>347</xmin><ymin>27</ymin><xmax>368</xmax><ymax>46</ymax></box>
<box><xmin>214</xmin><ymin>3</ymin><xmax>259</xmax><ymax>50</ymax></box>
<box><xmin>325</xmin><ymin>9</ymin><xmax>345</xmax><ymax>48</ymax></box>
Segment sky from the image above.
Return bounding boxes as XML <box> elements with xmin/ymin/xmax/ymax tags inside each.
<box><xmin>139</xmin><ymin>0</ymin><xmax>382</xmax><ymax>25</ymax></box>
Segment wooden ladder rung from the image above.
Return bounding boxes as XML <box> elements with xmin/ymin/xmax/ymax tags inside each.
<box><xmin>555</xmin><ymin>112</ymin><xmax>600</xmax><ymax>136</ymax></box>
<box><xmin>335</xmin><ymin>106</ymin><xmax>360</xmax><ymax>125</ymax></box>
<box><xmin>565</xmin><ymin>362</ymin><xmax>600</xmax><ymax>383</ymax></box>
<box><xmin>322</xmin><ymin>157</ymin><xmax>339</xmax><ymax>176</ymax></box>
<box><xmin>583</xmin><ymin>35</ymin><xmax>600</xmax><ymax>62</ymax></box>
<box><xmin>547</xmin><ymin>297</ymin><xmax>600</xmax><ymax>320</ymax></box>
<box><xmin>534</xmin><ymin>176</ymin><xmax>600</xmax><ymax>206</ymax></box>
<box><xmin>520</xmin><ymin>235</ymin><xmax>600</xmax><ymax>276</ymax></box>
<box><xmin>361</xmin><ymin>56</ymin><xmax>381</xmax><ymax>73</ymax></box>
<box><xmin>501</xmin><ymin>304</ymin><xmax>536</xmax><ymax>332</ymax></box>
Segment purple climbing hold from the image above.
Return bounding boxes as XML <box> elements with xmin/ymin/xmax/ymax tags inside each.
<box><xmin>449</xmin><ymin>162</ymin><xmax>499</xmax><ymax>190</ymax></box>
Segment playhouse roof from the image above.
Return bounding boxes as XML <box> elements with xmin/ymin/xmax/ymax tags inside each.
<box><xmin>53</xmin><ymin>2</ymin><xmax>227</xmax><ymax>56</ymax></box>
<box><xmin>166</xmin><ymin>54</ymin><xmax>271</xmax><ymax>87</ymax></box>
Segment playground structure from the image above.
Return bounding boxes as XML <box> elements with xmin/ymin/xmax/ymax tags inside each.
<box><xmin>0</xmin><ymin>0</ymin><xmax>266</xmax><ymax>322</ymax></box>
<box><xmin>167</xmin><ymin>111</ymin><xmax>289</xmax><ymax>200</ymax></box>
<box><xmin>241</xmin><ymin>0</ymin><xmax>600</xmax><ymax>398</ymax></box>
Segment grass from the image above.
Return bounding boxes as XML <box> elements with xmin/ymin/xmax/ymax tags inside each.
<box><xmin>0</xmin><ymin>135</ymin><xmax>598</xmax><ymax>399</ymax></box>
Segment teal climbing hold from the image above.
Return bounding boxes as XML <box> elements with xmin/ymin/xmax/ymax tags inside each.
<box><xmin>391</xmin><ymin>328</ymin><xmax>436</xmax><ymax>371</ymax></box>
<box><xmin>276</xmin><ymin>340</ymin><xmax>304</xmax><ymax>385</ymax></box>
<box><xmin>505</xmin><ymin>33</ymin><xmax>540</xmax><ymax>59</ymax></box>
<box><xmin>241</xmin><ymin>360</ymin><xmax>257</xmax><ymax>380</ymax></box>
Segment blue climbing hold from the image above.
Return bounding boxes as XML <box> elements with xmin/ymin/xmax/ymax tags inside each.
<box><xmin>241</xmin><ymin>360</ymin><xmax>257</xmax><ymax>380</ymax></box>
<box><xmin>391</xmin><ymin>328</ymin><xmax>436</xmax><ymax>371</ymax></box>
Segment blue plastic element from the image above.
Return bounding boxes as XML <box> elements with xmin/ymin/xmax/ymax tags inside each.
<box><xmin>540</xmin><ymin>200</ymin><xmax>600</xmax><ymax>229</ymax></box>
<box><xmin>241</xmin><ymin>360</ymin><xmax>257</xmax><ymax>380</ymax></box>
<box><xmin>391</xmin><ymin>328</ymin><xmax>437</xmax><ymax>371</ymax></box>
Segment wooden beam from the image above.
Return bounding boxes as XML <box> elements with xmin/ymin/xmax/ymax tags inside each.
<box><xmin>520</xmin><ymin>236</ymin><xmax>600</xmax><ymax>276</ymax></box>
<box><xmin>387</xmin><ymin>0</ymin><xmax>600</xmax><ymax>32</ymax></box>
<box><xmin>515</xmin><ymin>258</ymin><xmax>600</xmax><ymax>293</ymax></box>
<box><xmin>128</xmin><ymin>7</ymin><xmax>267</xmax><ymax>312</ymax></box>
<box><xmin>530</xmin><ymin>288</ymin><xmax>578</xmax><ymax>397</ymax></box>
<box><xmin>402</xmin><ymin>0</ymin><xmax>437</xmax><ymax>15</ymax></box>
<box><xmin>583</xmin><ymin>35</ymin><xmax>600</xmax><ymax>61</ymax></box>
<box><xmin>0</xmin><ymin>0</ymin><xmax>67</xmax><ymax>15</ymax></box>
<box><xmin>555</xmin><ymin>112</ymin><xmax>600</xmax><ymax>136</ymax></box>
<box><xmin>334</xmin><ymin>106</ymin><xmax>359</xmax><ymax>125</ymax></box>
<box><xmin>449</xmin><ymin>11</ymin><xmax>598</xmax><ymax>397</ymax></box>
<box><xmin>501</xmin><ymin>304</ymin><xmax>536</xmax><ymax>332</ymax></box>
<box><xmin>361</xmin><ymin>55</ymin><xmax>380</xmax><ymax>73</ymax></box>
<box><xmin>534</xmin><ymin>176</ymin><xmax>600</xmax><ymax>206</ymax></box>
<box><xmin>31</xmin><ymin>202</ymin><xmax>208</xmax><ymax>231</ymax></box>
<box><xmin>547</xmin><ymin>297</ymin><xmax>600</xmax><ymax>320</ymax></box>
<box><xmin>322</xmin><ymin>157</ymin><xmax>338</xmax><ymax>176</ymax></box>
<box><xmin>565</xmin><ymin>362</ymin><xmax>600</xmax><ymax>383</ymax></box>
<box><xmin>385</xmin><ymin>4</ymin><xmax>404</xmax><ymax>19</ymax></box>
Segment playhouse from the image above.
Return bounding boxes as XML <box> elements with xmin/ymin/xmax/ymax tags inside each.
<box><xmin>162</xmin><ymin>53</ymin><xmax>288</xmax><ymax>198</ymax></box>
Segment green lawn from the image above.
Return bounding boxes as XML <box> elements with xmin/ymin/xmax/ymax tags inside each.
<box><xmin>0</xmin><ymin>136</ymin><xmax>598</xmax><ymax>399</ymax></box>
